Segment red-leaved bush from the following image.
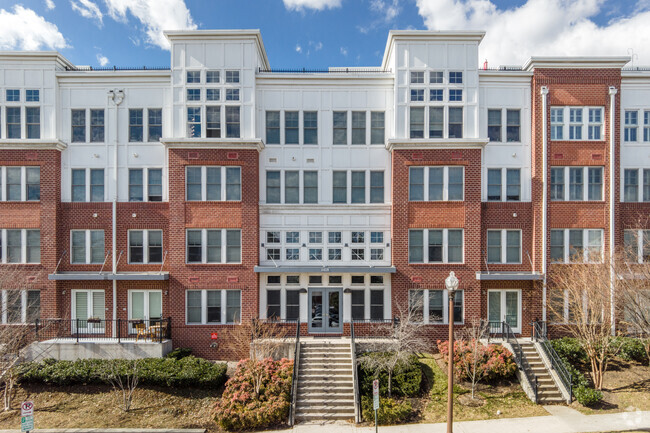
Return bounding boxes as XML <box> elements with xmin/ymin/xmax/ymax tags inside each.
<box><xmin>214</xmin><ymin>358</ymin><xmax>293</xmax><ymax>431</ymax></box>
<box><xmin>437</xmin><ymin>340</ymin><xmax>517</xmax><ymax>381</ymax></box>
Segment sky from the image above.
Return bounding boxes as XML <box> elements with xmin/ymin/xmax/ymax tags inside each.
<box><xmin>0</xmin><ymin>0</ymin><xmax>650</xmax><ymax>69</ymax></box>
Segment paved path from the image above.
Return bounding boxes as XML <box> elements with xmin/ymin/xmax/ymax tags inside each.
<box><xmin>278</xmin><ymin>407</ymin><xmax>650</xmax><ymax>433</ymax></box>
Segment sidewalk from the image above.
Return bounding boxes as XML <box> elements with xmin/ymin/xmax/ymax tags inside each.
<box><xmin>280</xmin><ymin>407</ymin><xmax>650</xmax><ymax>433</ymax></box>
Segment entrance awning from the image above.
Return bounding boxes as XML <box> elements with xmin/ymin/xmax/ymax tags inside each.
<box><xmin>475</xmin><ymin>271</ymin><xmax>543</xmax><ymax>281</ymax></box>
<box><xmin>48</xmin><ymin>272</ymin><xmax>169</xmax><ymax>281</ymax></box>
<box><xmin>254</xmin><ymin>266</ymin><xmax>396</xmax><ymax>273</ymax></box>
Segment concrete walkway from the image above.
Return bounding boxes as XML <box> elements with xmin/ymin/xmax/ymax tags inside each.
<box><xmin>278</xmin><ymin>407</ymin><xmax>650</xmax><ymax>433</ymax></box>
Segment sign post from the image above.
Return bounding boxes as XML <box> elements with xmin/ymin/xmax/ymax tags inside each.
<box><xmin>20</xmin><ymin>401</ymin><xmax>34</xmax><ymax>433</ymax></box>
<box><xmin>372</xmin><ymin>379</ymin><xmax>379</xmax><ymax>433</ymax></box>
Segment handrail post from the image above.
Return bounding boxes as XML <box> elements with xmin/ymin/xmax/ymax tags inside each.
<box><xmin>117</xmin><ymin>318</ymin><xmax>121</xmax><ymax>343</ymax></box>
<box><xmin>76</xmin><ymin>318</ymin><xmax>79</xmax><ymax>343</ymax></box>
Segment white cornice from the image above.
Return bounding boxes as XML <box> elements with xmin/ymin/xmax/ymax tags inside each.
<box><xmin>523</xmin><ymin>56</ymin><xmax>630</xmax><ymax>71</ymax></box>
<box><xmin>0</xmin><ymin>139</ymin><xmax>67</xmax><ymax>151</ymax></box>
<box><xmin>161</xmin><ymin>138</ymin><xmax>264</xmax><ymax>152</ymax></box>
<box><xmin>0</xmin><ymin>51</ymin><xmax>74</xmax><ymax>69</ymax></box>
<box><xmin>386</xmin><ymin>138</ymin><xmax>488</xmax><ymax>151</ymax></box>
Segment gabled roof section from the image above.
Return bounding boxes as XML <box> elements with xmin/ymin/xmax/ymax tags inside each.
<box><xmin>523</xmin><ymin>56</ymin><xmax>630</xmax><ymax>71</ymax></box>
<box><xmin>164</xmin><ymin>29</ymin><xmax>270</xmax><ymax>70</ymax></box>
<box><xmin>381</xmin><ymin>30</ymin><xmax>486</xmax><ymax>71</ymax></box>
<box><xmin>0</xmin><ymin>51</ymin><xmax>75</xmax><ymax>70</ymax></box>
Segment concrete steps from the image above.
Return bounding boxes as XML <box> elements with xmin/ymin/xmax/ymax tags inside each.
<box><xmin>518</xmin><ymin>342</ymin><xmax>565</xmax><ymax>404</ymax></box>
<box><xmin>294</xmin><ymin>340</ymin><xmax>356</xmax><ymax>423</ymax></box>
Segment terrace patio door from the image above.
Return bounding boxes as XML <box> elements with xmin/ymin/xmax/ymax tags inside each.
<box><xmin>487</xmin><ymin>289</ymin><xmax>521</xmax><ymax>334</ymax></box>
<box><xmin>71</xmin><ymin>290</ymin><xmax>105</xmax><ymax>334</ymax></box>
<box><xmin>128</xmin><ymin>290</ymin><xmax>162</xmax><ymax>334</ymax></box>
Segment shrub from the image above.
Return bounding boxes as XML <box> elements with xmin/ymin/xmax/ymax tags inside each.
<box><xmin>550</xmin><ymin>338</ymin><xmax>589</xmax><ymax>366</ymax></box>
<box><xmin>574</xmin><ymin>384</ymin><xmax>603</xmax><ymax>406</ymax></box>
<box><xmin>18</xmin><ymin>357</ymin><xmax>227</xmax><ymax>388</ymax></box>
<box><xmin>214</xmin><ymin>358</ymin><xmax>293</xmax><ymax>431</ymax></box>
<box><xmin>165</xmin><ymin>347</ymin><xmax>193</xmax><ymax>360</ymax></box>
<box><xmin>437</xmin><ymin>340</ymin><xmax>517</xmax><ymax>381</ymax></box>
<box><xmin>361</xmin><ymin>395</ymin><xmax>412</xmax><ymax>425</ymax></box>
<box><xmin>615</xmin><ymin>337</ymin><xmax>649</xmax><ymax>364</ymax></box>
<box><xmin>359</xmin><ymin>353</ymin><xmax>422</xmax><ymax>397</ymax></box>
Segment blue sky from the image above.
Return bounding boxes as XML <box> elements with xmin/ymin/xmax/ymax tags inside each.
<box><xmin>1</xmin><ymin>0</ymin><xmax>650</xmax><ymax>68</ymax></box>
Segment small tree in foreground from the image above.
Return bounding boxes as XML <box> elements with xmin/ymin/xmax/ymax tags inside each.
<box><xmin>454</xmin><ymin>319</ymin><xmax>489</xmax><ymax>399</ymax></box>
<box><xmin>103</xmin><ymin>359</ymin><xmax>141</xmax><ymax>412</ymax></box>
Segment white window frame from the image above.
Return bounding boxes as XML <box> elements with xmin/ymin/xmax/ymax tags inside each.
<box><xmin>625</xmin><ymin>110</ymin><xmax>639</xmax><ymax>143</ymax></box>
<box><xmin>185</xmin><ymin>289</ymin><xmax>241</xmax><ymax>325</ymax></box>
<box><xmin>486</xmin><ymin>229</ymin><xmax>522</xmax><ymax>264</ymax></box>
<box><xmin>408</xmin><ymin>228</ymin><xmax>464</xmax><ymax>264</ymax></box>
<box><xmin>408</xmin><ymin>166</ymin><xmax>464</xmax><ymax>201</ymax></box>
<box><xmin>70</xmin><ymin>168</ymin><xmax>105</xmax><ymax>202</ymax></box>
<box><xmin>0</xmin><ymin>166</ymin><xmax>40</xmax><ymax>202</ymax></box>
<box><xmin>550</xmin><ymin>229</ymin><xmax>603</xmax><ymax>264</ymax></box>
<box><xmin>127</xmin><ymin>229</ymin><xmax>163</xmax><ymax>264</ymax></box>
<box><xmin>550</xmin><ymin>166</ymin><xmax>604</xmax><ymax>202</ymax></box>
<box><xmin>128</xmin><ymin>167</ymin><xmax>164</xmax><ymax>202</ymax></box>
<box><xmin>330</xmin><ymin>170</ymin><xmax>384</xmax><ymax>204</ymax></box>
<box><xmin>550</xmin><ymin>106</ymin><xmax>605</xmax><ymax>141</ymax></box>
<box><xmin>408</xmin><ymin>288</ymin><xmax>464</xmax><ymax>324</ymax></box>
<box><xmin>485</xmin><ymin>167</ymin><xmax>522</xmax><ymax>202</ymax></box>
<box><xmin>0</xmin><ymin>229</ymin><xmax>40</xmax><ymax>264</ymax></box>
<box><xmin>185</xmin><ymin>228</ymin><xmax>241</xmax><ymax>264</ymax></box>
<box><xmin>70</xmin><ymin>230</ymin><xmax>105</xmax><ymax>265</ymax></box>
<box><xmin>622</xmin><ymin>168</ymin><xmax>650</xmax><ymax>202</ymax></box>
<box><xmin>185</xmin><ymin>166</ymin><xmax>241</xmax><ymax>202</ymax></box>
<box><xmin>624</xmin><ymin>229</ymin><xmax>650</xmax><ymax>264</ymax></box>
<box><xmin>1</xmin><ymin>289</ymin><xmax>40</xmax><ymax>324</ymax></box>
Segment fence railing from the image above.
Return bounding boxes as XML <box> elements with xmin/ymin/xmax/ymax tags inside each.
<box><xmin>35</xmin><ymin>318</ymin><xmax>172</xmax><ymax>343</ymax></box>
<box><xmin>532</xmin><ymin>320</ymin><xmax>572</xmax><ymax>402</ymax></box>
<box><xmin>350</xmin><ymin>320</ymin><xmax>361</xmax><ymax>423</ymax></box>
<box><xmin>288</xmin><ymin>319</ymin><xmax>301</xmax><ymax>426</ymax></box>
<box><xmin>502</xmin><ymin>321</ymin><xmax>537</xmax><ymax>403</ymax></box>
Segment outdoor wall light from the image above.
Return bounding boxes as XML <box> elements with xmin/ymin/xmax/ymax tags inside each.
<box><xmin>513</xmin><ymin>212</ymin><xmax>517</xmax><ymax>218</ymax></box>
<box><xmin>343</xmin><ymin>288</ymin><xmax>352</xmax><ymax>294</ymax></box>
<box><xmin>132</xmin><ymin>213</ymin><xmax>137</xmax><ymax>218</ymax></box>
<box><xmin>299</xmin><ymin>288</ymin><xmax>308</xmax><ymax>294</ymax></box>
<box><xmin>92</xmin><ymin>213</ymin><xmax>98</xmax><ymax>218</ymax></box>
<box><xmin>133</xmin><ymin>153</ymin><xmax>139</xmax><ymax>158</ymax></box>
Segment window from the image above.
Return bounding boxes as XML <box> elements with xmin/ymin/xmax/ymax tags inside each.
<box><xmin>266</xmin><ymin>171</ymin><xmax>280</xmax><ymax>203</ymax></box>
<box><xmin>0</xmin><ymin>290</ymin><xmax>40</xmax><ymax>324</ymax></box>
<box><xmin>128</xmin><ymin>168</ymin><xmax>163</xmax><ymax>202</ymax></box>
<box><xmin>448</xmin><ymin>107</ymin><xmax>463</xmax><ymax>138</ymax></box>
<box><xmin>506</xmin><ymin>110</ymin><xmax>520</xmax><ymax>142</ymax></box>
<box><xmin>410</xmin><ymin>107</ymin><xmax>424</xmax><ymax>139</ymax></box>
<box><xmin>187</xmin><ymin>89</ymin><xmax>200</xmax><ymax>101</ymax></box>
<box><xmin>429</xmin><ymin>106</ymin><xmax>443</xmax><ymax>138</ymax></box>
<box><xmin>225</xmin><ymin>106</ymin><xmax>240</xmax><ymax>138</ymax></box>
<box><xmin>89</xmin><ymin>109</ymin><xmax>104</xmax><ymax>142</ymax></box>
<box><xmin>186</xmin><ymin>229</ymin><xmax>238</xmax><ymax>264</ymax></box>
<box><xmin>551</xmin><ymin>167</ymin><xmax>603</xmax><ymax>201</ymax></box>
<box><xmin>487</xmin><ymin>230</ymin><xmax>521</xmax><ymax>263</ymax></box>
<box><xmin>286</xmin><ymin>248</ymin><xmax>299</xmax><ymax>260</ymax></box>
<box><xmin>128</xmin><ymin>230</ymin><xmax>163</xmax><ymax>264</ymax></box>
<box><xmin>333</xmin><ymin>171</ymin><xmax>347</xmax><ymax>203</ymax></box>
<box><xmin>267</xmin><ymin>290</ymin><xmax>281</xmax><ymax>319</ymax></box>
<box><xmin>304</xmin><ymin>171</ymin><xmax>318</xmax><ymax>204</ymax></box>
<box><xmin>129</xmin><ymin>109</ymin><xmax>143</xmax><ymax>142</ymax></box>
<box><xmin>488</xmin><ymin>110</ymin><xmax>501</xmax><ymax>142</ymax></box>
<box><xmin>70</xmin><ymin>168</ymin><xmax>103</xmax><ymax>202</ymax></box>
<box><xmin>351</xmin><ymin>290</ymin><xmax>364</xmax><ymax>320</ymax></box>
<box><xmin>148</xmin><ymin>109</ymin><xmax>162</xmax><ymax>142</ymax></box>
<box><xmin>645</xmin><ymin>111</ymin><xmax>650</xmax><ymax>142</ymax></box>
<box><xmin>624</xmin><ymin>229</ymin><xmax>650</xmax><ymax>263</ymax></box>
<box><xmin>368</xmin><ymin>112</ymin><xmax>386</xmax><ymax>145</ymax></box>
<box><xmin>430</xmin><ymin>71</ymin><xmax>443</xmax><ymax>84</ymax></box>
<box><xmin>370</xmin><ymin>171</ymin><xmax>384</xmax><ymax>203</ymax></box>
<box><xmin>2</xmin><ymin>167</ymin><xmax>40</xmax><ymax>202</ymax></box>
<box><xmin>588</xmin><ymin>108</ymin><xmax>602</xmax><ymax>140</ymax></box>
<box><xmin>625</xmin><ymin>111</ymin><xmax>638</xmax><ymax>142</ymax></box>
<box><xmin>351</xmin><ymin>111</ymin><xmax>366</xmax><ymax>144</ymax></box>
<box><xmin>328</xmin><ymin>248</ymin><xmax>341</xmax><ymax>260</ymax></box>
<box><xmin>449</xmin><ymin>89</ymin><xmax>462</xmax><ymax>102</ymax></box>
<box><xmin>71</xmin><ymin>230</ymin><xmax>104</xmax><ymax>264</ymax></box>
<box><xmin>569</xmin><ymin>108</ymin><xmax>583</xmax><ymax>140</ymax></box>
<box><xmin>304</xmin><ymin>111</ymin><xmax>318</xmax><ymax>144</ymax></box>
<box><xmin>225</xmin><ymin>70</ymin><xmax>240</xmax><ymax>83</ymax></box>
<box><xmin>551</xmin><ymin>108</ymin><xmax>563</xmax><ymax>140</ymax></box>
<box><xmin>25</xmin><ymin>107</ymin><xmax>40</xmax><ymax>139</ymax></box>
<box><xmin>333</xmin><ymin>111</ymin><xmax>347</xmax><ymax>144</ymax></box>
<box><xmin>287</xmin><ymin>232</ymin><xmax>300</xmax><ymax>243</ymax></box>
<box><xmin>285</xmin><ymin>171</ymin><xmax>299</xmax><ymax>204</ymax></box>
<box><xmin>309</xmin><ymin>232</ymin><xmax>322</xmax><ymax>243</ymax></box>
<box><xmin>624</xmin><ymin>169</ymin><xmax>639</xmax><ymax>202</ymax></box>
<box><xmin>148</xmin><ymin>169</ymin><xmax>162</xmax><ymax>201</ymax></box>
<box><xmin>449</xmin><ymin>71</ymin><xmax>463</xmax><ymax>84</ymax></box>
<box><xmin>430</xmin><ymin>89</ymin><xmax>443</xmax><ymax>102</ymax></box>
<box><xmin>206</xmin><ymin>106</ymin><xmax>221</xmax><ymax>137</ymax></box>
<box><xmin>411</xmin><ymin>89</ymin><xmax>424</xmax><ymax>102</ymax></box>
<box><xmin>1</xmin><ymin>229</ymin><xmax>40</xmax><ymax>263</ymax></box>
<box><xmin>186</xmin><ymin>71</ymin><xmax>200</xmax><ymax>83</ymax></box>
<box><xmin>266</xmin><ymin>248</ymin><xmax>280</xmax><ymax>261</ymax></box>
<box><xmin>206</xmin><ymin>70</ymin><xmax>220</xmax><ymax>83</ymax></box>
<box><xmin>409</xmin><ymin>289</ymin><xmax>463</xmax><ymax>324</ymax></box>
<box><xmin>409</xmin><ymin>229</ymin><xmax>463</xmax><ymax>263</ymax></box>
<box><xmin>410</xmin><ymin>71</ymin><xmax>424</xmax><ymax>84</ymax></box>
<box><xmin>309</xmin><ymin>248</ymin><xmax>322</xmax><ymax>261</ymax></box>
<box><xmin>265</xmin><ymin>111</ymin><xmax>280</xmax><ymax>144</ymax></box>
<box><xmin>71</xmin><ymin>109</ymin><xmax>86</xmax><ymax>142</ymax></box>
<box><xmin>25</xmin><ymin>89</ymin><xmax>38</xmax><ymax>102</ymax></box>
<box><xmin>187</xmin><ymin>107</ymin><xmax>201</xmax><ymax>138</ymax></box>
<box><xmin>6</xmin><ymin>89</ymin><xmax>19</xmax><ymax>102</ymax></box>
<box><xmin>6</xmin><ymin>108</ymin><xmax>20</xmax><ymax>139</ymax></box>
<box><xmin>550</xmin><ymin>229</ymin><xmax>603</xmax><ymax>263</ymax></box>
<box><xmin>285</xmin><ymin>111</ymin><xmax>299</xmax><ymax>144</ymax></box>
<box><xmin>186</xmin><ymin>290</ymin><xmax>240</xmax><ymax>324</ymax></box>
<box><xmin>225</xmin><ymin>88</ymin><xmax>239</xmax><ymax>101</ymax></box>
<box><xmin>206</xmin><ymin>88</ymin><xmax>220</xmax><ymax>101</ymax></box>
<box><xmin>409</xmin><ymin>166</ymin><xmax>464</xmax><ymax>201</ymax></box>
<box><xmin>351</xmin><ymin>171</ymin><xmax>365</xmax><ymax>203</ymax></box>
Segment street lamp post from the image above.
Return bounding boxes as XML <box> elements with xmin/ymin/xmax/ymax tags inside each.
<box><xmin>445</xmin><ymin>271</ymin><xmax>459</xmax><ymax>433</ymax></box>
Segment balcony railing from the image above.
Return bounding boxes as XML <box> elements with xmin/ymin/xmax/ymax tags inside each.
<box><xmin>35</xmin><ymin>317</ymin><xmax>172</xmax><ymax>343</ymax></box>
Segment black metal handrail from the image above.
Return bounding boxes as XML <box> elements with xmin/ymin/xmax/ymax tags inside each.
<box><xmin>502</xmin><ymin>321</ymin><xmax>537</xmax><ymax>403</ymax></box>
<box><xmin>35</xmin><ymin>318</ymin><xmax>171</xmax><ymax>343</ymax></box>
<box><xmin>532</xmin><ymin>321</ymin><xmax>572</xmax><ymax>402</ymax></box>
<box><xmin>288</xmin><ymin>319</ymin><xmax>301</xmax><ymax>426</ymax></box>
<box><xmin>350</xmin><ymin>320</ymin><xmax>361</xmax><ymax>423</ymax></box>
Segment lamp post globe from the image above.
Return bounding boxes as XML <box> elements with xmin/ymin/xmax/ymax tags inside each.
<box><xmin>445</xmin><ymin>271</ymin><xmax>459</xmax><ymax>433</ymax></box>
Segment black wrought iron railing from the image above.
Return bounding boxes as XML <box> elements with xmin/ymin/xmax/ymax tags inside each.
<box><xmin>288</xmin><ymin>319</ymin><xmax>301</xmax><ymax>426</ymax></box>
<box><xmin>532</xmin><ymin>321</ymin><xmax>572</xmax><ymax>402</ymax></box>
<box><xmin>258</xmin><ymin>67</ymin><xmax>389</xmax><ymax>74</ymax></box>
<box><xmin>350</xmin><ymin>320</ymin><xmax>361</xmax><ymax>423</ymax></box>
<box><xmin>502</xmin><ymin>321</ymin><xmax>538</xmax><ymax>403</ymax></box>
<box><xmin>35</xmin><ymin>318</ymin><xmax>171</xmax><ymax>343</ymax></box>
<box><xmin>64</xmin><ymin>66</ymin><xmax>170</xmax><ymax>71</ymax></box>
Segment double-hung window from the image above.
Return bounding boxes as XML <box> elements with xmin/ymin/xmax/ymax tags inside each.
<box><xmin>128</xmin><ymin>109</ymin><xmax>143</xmax><ymax>142</ymax></box>
<box><xmin>331</xmin><ymin>170</ymin><xmax>383</xmax><ymax>204</ymax></box>
<box><xmin>569</xmin><ymin>108</ymin><xmax>583</xmax><ymax>140</ymax></box>
<box><xmin>588</xmin><ymin>108</ymin><xmax>602</xmax><ymax>140</ymax></box>
<box><xmin>187</xmin><ymin>107</ymin><xmax>201</xmax><ymax>138</ymax></box>
<box><xmin>285</xmin><ymin>111</ymin><xmax>299</xmax><ymax>144</ymax></box>
<box><xmin>448</xmin><ymin>107</ymin><xmax>463</xmax><ymax>138</ymax></box>
<box><xmin>186</xmin><ymin>229</ymin><xmax>241</xmax><ymax>264</ymax></box>
<box><xmin>351</xmin><ymin>111</ymin><xmax>366</xmax><ymax>144</ymax></box>
<box><xmin>552</xmin><ymin>107</ymin><xmax>604</xmax><ymax>141</ymax></box>
<box><xmin>624</xmin><ymin>229</ymin><xmax>650</xmax><ymax>263</ymax></box>
<box><xmin>128</xmin><ymin>168</ymin><xmax>163</xmax><ymax>202</ymax></box>
<box><xmin>206</xmin><ymin>106</ymin><xmax>221</xmax><ymax>137</ymax></box>
<box><xmin>265</xmin><ymin>111</ymin><xmax>280</xmax><ymax>144</ymax></box>
<box><xmin>265</xmin><ymin>170</ymin><xmax>317</xmax><ymax>204</ymax></box>
<box><xmin>90</xmin><ymin>109</ymin><xmax>105</xmax><ymax>142</ymax></box>
<box><xmin>333</xmin><ymin>111</ymin><xmax>348</xmax><ymax>144</ymax></box>
<box><xmin>2</xmin><ymin>167</ymin><xmax>40</xmax><ymax>201</ymax></box>
<box><xmin>71</xmin><ymin>109</ymin><xmax>86</xmax><ymax>142</ymax></box>
<box><xmin>409</xmin><ymin>166</ymin><xmax>464</xmax><ymax>201</ymax></box>
<box><xmin>71</xmin><ymin>230</ymin><xmax>104</xmax><ymax>264</ymax></box>
<box><xmin>409</xmin><ymin>229</ymin><xmax>463</xmax><ymax>263</ymax></box>
<box><xmin>410</xmin><ymin>107</ymin><xmax>424</xmax><ymax>139</ymax></box>
<box><xmin>370</xmin><ymin>112</ymin><xmax>384</xmax><ymax>144</ymax></box>
<box><xmin>551</xmin><ymin>108</ymin><xmax>563</xmax><ymax>140</ymax></box>
<box><xmin>644</xmin><ymin>111</ymin><xmax>650</xmax><ymax>142</ymax></box>
<box><xmin>186</xmin><ymin>166</ymin><xmax>241</xmax><ymax>201</ymax></box>
<box><xmin>550</xmin><ymin>167</ymin><xmax>603</xmax><ymax>201</ymax></box>
<box><xmin>304</xmin><ymin>111</ymin><xmax>318</xmax><ymax>144</ymax></box>
<box><xmin>186</xmin><ymin>289</ymin><xmax>241</xmax><ymax>324</ymax></box>
<box><xmin>71</xmin><ymin>168</ymin><xmax>104</xmax><ymax>202</ymax></box>
<box><xmin>623</xmin><ymin>168</ymin><xmax>650</xmax><ymax>202</ymax></box>
<box><xmin>25</xmin><ymin>107</ymin><xmax>40</xmax><ymax>139</ymax></box>
<box><xmin>409</xmin><ymin>289</ymin><xmax>463</xmax><ymax>324</ymax></box>
<box><xmin>486</xmin><ymin>168</ymin><xmax>521</xmax><ymax>201</ymax></box>
<box><xmin>550</xmin><ymin>229</ymin><xmax>603</xmax><ymax>263</ymax></box>
<box><xmin>625</xmin><ymin>111</ymin><xmax>638</xmax><ymax>142</ymax></box>
<box><xmin>487</xmin><ymin>230</ymin><xmax>521</xmax><ymax>263</ymax></box>
<box><xmin>225</xmin><ymin>106</ymin><xmax>240</xmax><ymax>138</ymax></box>
<box><xmin>0</xmin><ymin>229</ymin><xmax>40</xmax><ymax>264</ymax></box>
<box><xmin>148</xmin><ymin>109</ymin><xmax>162</xmax><ymax>142</ymax></box>
<box><xmin>506</xmin><ymin>109</ymin><xmax>520</xmax><ymax>142</ymax></box>
<box><xmin>128</xmin><ymin>230</ymin><xmax>163</xmax><ymax>264</ymax></box>
<box><xmin>487</xmin><ymin>109</ymin><xmax>501</xmax><ymax>141</ymax></box>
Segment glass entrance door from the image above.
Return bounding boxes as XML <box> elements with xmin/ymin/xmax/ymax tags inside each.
<box><xmin>487</xmin><ymin>290</ymin><xmax>521</xmax><ymax>333</ymax></box>
<box><xmin>129</xmin><ymin>290</ymin><xmax>162</xmax><ymax>333</ymax></box>
<box><xmin>308</xmin><ymin>288</ymin><xmax>342</xmax><ymax>333</ymax></box>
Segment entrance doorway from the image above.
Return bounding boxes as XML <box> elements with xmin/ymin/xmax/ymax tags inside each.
<box><xmin>487</xmin><ymin>289</ymin><xmax>521</xmax><ymax>333</ymax></box>
<box><xmin>308</xmin><ymin>288</ymin><xmax>342</xmax><ymax>333</ymax></box>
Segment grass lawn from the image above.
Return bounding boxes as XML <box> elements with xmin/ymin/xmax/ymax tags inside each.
<box><xmin>417</xmin><ymin>353</ymin><xmax>549</xmax><ymax>423</ymax></box>
<box><xmin>0</xmin><ymin>384</ymin><xmax>225</xmax><ymax>432</ymax></box>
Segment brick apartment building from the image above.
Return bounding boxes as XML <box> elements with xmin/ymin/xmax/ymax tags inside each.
<box><xmin>0</xmin><ymin>30</ymin><xmax>648</xmax><ymax>359</ymax></box>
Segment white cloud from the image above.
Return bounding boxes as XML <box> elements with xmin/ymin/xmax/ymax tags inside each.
<box><xmin>45</xmin><ymin>0</ymin><xmax>56</xmax><ymax>10</ymax></box>
<box><xmin>283</xmin><ymin>0</ymin><xmax>342</xmax><ymax>11</ymax></box>
<box><xmin>70</xmin><ymin>0</ymin><xmax>103</xmax><ymax>25</ymax></box>
<box><xmin>103</xmin><ymin>0</ymin><xmax>197</xmax><ymax>50</ymax></box>
<box><xmin>296</xmin><ymin>44</ymin><xmax>302</xmax><ymax>53</ymax></box>
<box><xmin>340</xmin><ymin>46</ymin><xmax>348</xmax><ymax>56</ymax></box>
<box><xmin>0</xmin><ymin>5</ymin><xmax>67</xmax><ymax>50</ymax></box>
<box><xmin>314</xmin><ymin>41</ymin><xmax>323</xmax><ymax>51</ymax></box>
<box><xmin>96</xmin><ymin>53</ymin><xmax>109</xmax><ymax>66</ymax></box>
<box><xmin>416</xmin><ymin>0</ymin><xmax>650</xmax><ymax>66</ymax></box>
<box><xmin>359</xmin><ymin>0</ymin><xmax>400</xmax><ymax>34</ymax></box>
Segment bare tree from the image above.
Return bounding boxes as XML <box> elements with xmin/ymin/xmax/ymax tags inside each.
<box><xmin>548</xmin><ymin>255</ymin><xmax>622</xmax><ymax>390</ymax></box>
<box><xmin>454</xmin><ymin>319</ymin><xmax>489</xmax><ymax>399</ymax></box>
<box><xmin>103</xmin><ymin>358</ymin><xmax>141</xmax><ymax>412</ymax></box>
<box><xmin>358</xmin><ymin>302</ymin><xmax>428</xmax><ymax>397</ymax></box>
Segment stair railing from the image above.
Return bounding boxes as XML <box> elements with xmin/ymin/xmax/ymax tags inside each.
<box><xmin>532</xmin><ymin>320</ymin><xmax>572</xmax><ymax>402</ymax></box>
<box><xmin>288</xmin><ymin>319</ymin><xmax>301</xmax><ymax>426</ymax></box>
<box><xmin>350</xmin><ymin>320</ymin><xmax>361</xmax><ymax>423</ymax></box>
<box><xmin>502</xmin><ymin>321</ymin><xmax>538</xmax><ymax>403</ymax></box>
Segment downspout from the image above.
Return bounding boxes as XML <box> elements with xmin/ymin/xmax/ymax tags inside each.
<box><xmin>609</xmin><ymin>86</ymin><xmax>617</xmax><ymax>336</ymax></box>
<box><xmin>109</xmin><ymin>89</ymin><xmax>124</xmax><ymax>337</ymax></box>
<box><xmin>540</xmin><ymin>86</ymin><xmax>549</xmax><ymax>322</ymax></box>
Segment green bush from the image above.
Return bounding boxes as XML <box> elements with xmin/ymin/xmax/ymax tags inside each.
<box><xmin>214</xmin><ymin>358</ymin><xmax>293</xmax><ymax>431</ymax></box>
<box><xmin>18</xmin><ymin>356</ymin><xmax>227</xmax><ymax>388</ymax></box>
<box><xmin>574</xmin><ymin>385</ymin><xmax>603</xmax><ymax>406</ymax></box>
<box><xmin>615</xmin><ymin>337</ymin><xmax>649</xmax><ymax>364</ymax></box>
<box><xmin>359</xmin><ymin>353</ymin><xmax>422</xmax><ymax>397</ymax></box>
<box><xmin>165</xmin><ymin>347</ymin><xmax>193</xmax><ymax>360</ymax></box>
<box><xmin>550</xmin><ymin>338</ymin><xmax>589</xmax><ymax>366</ymax></box>
<box><xmin>361</xmin><ymin>395</ymin><xmax>412</xmax><ymax>425</ymax></box>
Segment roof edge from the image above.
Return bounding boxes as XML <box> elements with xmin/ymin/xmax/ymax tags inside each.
<box><xmin>524</xmin><ymin>56</ymin><xmax>630</xmax><ymax>71</ymax></box>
